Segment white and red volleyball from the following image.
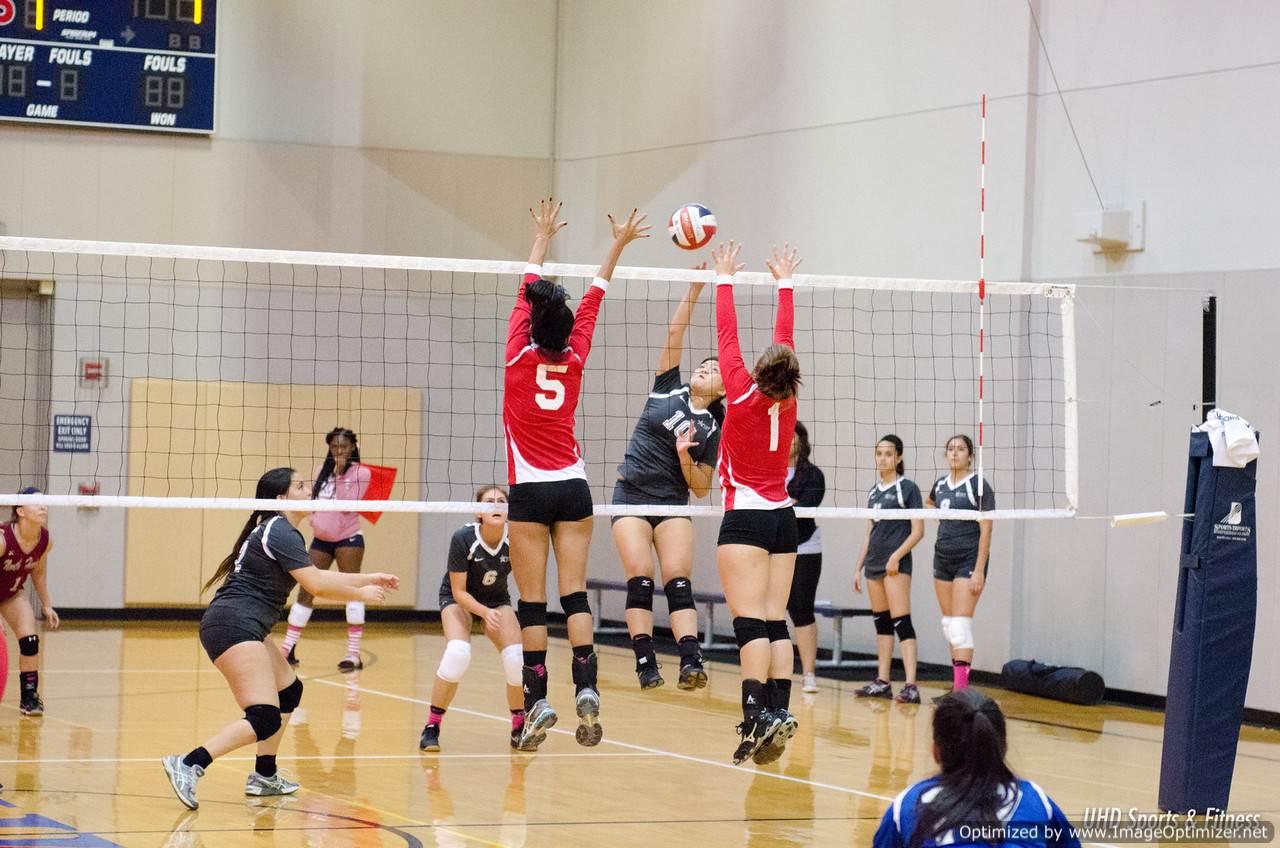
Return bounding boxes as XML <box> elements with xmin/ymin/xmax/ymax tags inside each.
<box><xmin>668</xmin><ymin>204</ymin><xmax>717</xmax><ymax>250</ymax></box>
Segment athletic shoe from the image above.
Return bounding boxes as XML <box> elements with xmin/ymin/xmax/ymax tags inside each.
<box><xmin>517</xmin><ymin>699</ymin><xmax>557</xmax><ymax>751</ymax></box>
<box><xmin>677</xmin><ymin>658</ymin><xmax>708</xmax><ymax>690</ymax></box>
<box><xmin>855</xmin><ymin>679</ymin><xmax>893</xmax><ymax>699</ymax></box>
<box><xmin>752</xmin><ymin>709</ymin><xmax>799</xmax><ymax>765</ymax></box>
<box><xmin>636</xmin><ymin>655</ymin><xmax>664</xmax><ymax>690</ymax></box>
<box><xmin>338</xmin><ymin>655</ymin><xmax>363</xmax><ymax>671</ymax></box>
<box><xmin>419</xmin><ymin>723</ymin><xmax>441</xmax><ymax>752</ymax></box>
<box><xmin>244</xmin><ymin>771</ymin><xmax>300</xmax><ymax>797</ymax></box>
<box><xmin>19</xmin><ymin>694</ymin><xmax>44</xmax><ymax>716</ymax></box>
<box><xmin>732</xmin><ymin>711</ymin><xmax>782</xmax><ymax>765</ymax></box>
<box><xmin>161</xmin><ymin>755</ymin><xmax>203</xmax><ymax>810</ymax></box>
<box><xmin>896</xmin><ymin>684</ymin><xmax>921</xmax><ymax>704</ymax></box>
<box><xmin>285</xmin><ymin>646</ymin><xmax>299</xmax><ymax>666</ymax></box>
<box><xmin>574</xmin><ymin>687</ymin><xmax>603</xmax><ymax>746</ymax></box>
<box><xmin>801</xmin><ymin>672</ymin><xmax>819</xmax><ymax>693</ymax></box>
<box><xmin>510</xmin><ymin>726</ymin><xmax>522</xmax><ymax>749</ymax></box>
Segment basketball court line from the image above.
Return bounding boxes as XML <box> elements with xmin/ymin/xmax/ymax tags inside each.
<box><xmin>0</xmin><ymin>751</ymin><xmax>660</xmax><ymax>765</ymax></box>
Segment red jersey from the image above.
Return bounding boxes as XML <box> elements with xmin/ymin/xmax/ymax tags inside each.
<box><xmin>0</xmin><ymin>523</ymin><xmax>48</xmax><ymax>602</ymax></box>
<box><xmin>503</xmin><ymin>264</ymin><xmax>608</xmax><ymax>485</ymax></box>
<box><xmin>715</xmin><ymin>277</ymin><xmax>798</xmax><ymax>511</ymax></box>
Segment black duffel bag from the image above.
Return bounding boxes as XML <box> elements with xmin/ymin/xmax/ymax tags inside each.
<box><xmin>1001</xmin><ymin>659</ymin><xmax>1105</xmax><ymax>706</ymax></box>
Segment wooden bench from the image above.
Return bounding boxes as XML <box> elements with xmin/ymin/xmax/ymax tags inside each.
<box><xmin>814</xmin><ymin>603</ymin><xmax>878</xmax><ymax>668</ymax></box>
<box><xmin>586</xmin><ymin>578</ymin><xmax>734</xmax><ymax>651</ymax></box>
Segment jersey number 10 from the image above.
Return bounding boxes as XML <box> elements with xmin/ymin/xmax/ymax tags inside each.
<box><xmin>535</xmin><ymin>363</ymin><xmax>569</xmax><ymax>410</ymax></box>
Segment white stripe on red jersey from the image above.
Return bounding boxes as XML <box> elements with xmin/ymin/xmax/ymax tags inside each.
<box><xmin>503</xmin><ymin>264</ymin><xmax>608</xmax><ymax>485</ymax></box>
<box><xmin>714</xmin><ymin>276</ymin><xmax>797</xmax><ymax>511</ymax></box>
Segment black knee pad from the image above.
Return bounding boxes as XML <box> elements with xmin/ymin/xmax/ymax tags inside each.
<box><xmin>663</xmin><ymin>577</ymin><xmax>696</xmax><ymax>613</ymax></box>
<box><xmin>891</xmin><ymin>614</ymin><xmax>917</xmax><ymax>641</ymax></box>
<box><xmin>17</xmin><ymin>634</ymin><xmax>38</xmax><ymax>657</ymax></box>
<box><xmin>625</xmin><ymin>576</ymin><xmax>654</xmax><ymax>611</ymax></box>
<box><xmin>766</xmin><ymin>619</ymin><xmax>791</xmax><ymax>643</ymax></box>
<box><xmin>787</xmin><ymin>599</ymin><xmax>816</xmax><ymax>627</ymax></box>
<box><xmin>278</xmin><ymin>677</ymin><xmax>304</xmax><ymax>713</ymax></box>
<box><xmin>732</xmin><ymin>616</ymin><xmax>768</xmax><ymax>649</ymax></box>
<box><xmin>517</xmin><ymin>600</ymin><xmax>547</xmax><ymax>629</ymax></box>
<box><xmin>244</xmin><ymin>704</ymin><xmax>282</xmax><ymax>741</ymax></box>
<box><xmin>559</xmin><ymin>591</ymin><xmax>591</xmax><ymax>617</ymax></box>
<box><xmin>873</xmin><ymin>610</ymin><xmax>894</xmax><ymax>636</ymax></box>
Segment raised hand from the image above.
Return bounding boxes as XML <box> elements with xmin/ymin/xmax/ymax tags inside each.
<box><xmin>711</xmin><ymin>240</ymin><xmax>745</xmax><ymax>277</ymax></box>
<box><xmin>765</xmin><ymin>242</ymin><xmax>803</xmax><ymax>280</ymax></box>
<box><xmin>675</xmin><ymin>427</ymin><xmax>700</xmax><ymax>454</ymax></box>
<box><xmin>530</xmin><ymin>198</ymin><xmax>567</xmax><ymax>240</ymax></box>
<box><xmin>609</xmin><ymin>208</ymin><xmax>651</xmax><ymax>246</ymax></box>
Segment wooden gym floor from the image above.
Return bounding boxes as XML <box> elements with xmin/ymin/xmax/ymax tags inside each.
<box><xmin>0</xmin><ymin>621</ymin><xmax>1276</xmax><ymax>847</ymax></box>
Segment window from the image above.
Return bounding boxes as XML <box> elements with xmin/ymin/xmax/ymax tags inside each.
<box><xmin>165</xmin><ymin>76</ymin><xmax>185</xmax><ymax>110</ymax></box>
<box><xmin>143</xmin><ymin>75</ymin><xmax>164</xmax><ymax>108</ymax></box>
<box><xmin>59</xmin><ymin>68</ymin><xmax>79</xmax><ymax>101</ymax></box>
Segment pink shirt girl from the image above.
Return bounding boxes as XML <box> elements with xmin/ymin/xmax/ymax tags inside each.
<box><xmin>310</xmin><ymin>463</ymin><xmax>372</xmax><ymax>542</ymax></box>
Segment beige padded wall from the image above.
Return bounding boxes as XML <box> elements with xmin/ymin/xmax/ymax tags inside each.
<box><xmin>125</xmin><ymin>379</ymin><xmax>421</xmax><ymax>607</ymax></box>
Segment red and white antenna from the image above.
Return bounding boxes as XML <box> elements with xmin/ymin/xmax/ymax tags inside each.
<box><xmin>977</xmin><ymin>93</ymin><xmax>987</xmax><ymax>496</ymax></box>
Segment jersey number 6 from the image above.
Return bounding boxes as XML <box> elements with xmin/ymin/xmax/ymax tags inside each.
<box><xmin>482</xmin><ymin>570</ymin><xmax>499</xmax><ymax>586</ymax></box>
<box><xmin>535</xmin><ymin>363</ymin><xmax>569</xmax><ymax>410</ymax></box>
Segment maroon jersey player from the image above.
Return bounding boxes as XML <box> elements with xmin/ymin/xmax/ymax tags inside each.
<box><xmin>711</xmin><ymin>241</ymin><xmax>806</xmax><ymax>766</ymax></box>
<box><xmin>504</xmin><ymin>199</ymin><xmax>648</xmax><ymax>751</ymax></box>
<box><xmin>1</xmin><ymin>487</ymin><xmax>58</xmax><ymax>717</ymax></box>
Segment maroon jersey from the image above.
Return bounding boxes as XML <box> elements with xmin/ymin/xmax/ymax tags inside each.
<box><xmin>0</xmin><ymin>523</ymin><xmax>49</xmax><ymax>602</ymax></box>
<box><xmin>503</xmin><ymin>264</ymin><xmax>608</xmax><ymax>485</ymax></box>
<box><xmin>715</xmin><ymin>277</ymin><xmax>798</xmax><ymax>511</ymax></box>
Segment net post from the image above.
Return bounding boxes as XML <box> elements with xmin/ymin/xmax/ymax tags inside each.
<box><xmin>1202</xmin><ymin>295</ymin><xmax>1216</xmax><ymax>422</ymax></box>
<box><xmin>977</xmin><ymin>92</ymin><xmax>987</xmax><ymax>497</ymax></box>
<box><xmin>1059</xmin><ymin>291</ymin><xmax>1080</xmax><ymax>512</ymax></box>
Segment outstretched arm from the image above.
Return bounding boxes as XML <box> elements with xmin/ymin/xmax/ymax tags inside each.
<box><xmin>712</xmin><ymin>241</ymin><xmax>752</xmax><ymax>399</ymax></box>
<box><xmin>656</xmin><ymin>265</ymin><xmax>706</xmax><ymax>375</ymax></box>
<box><xmin>766</xmin><ymin>243</ymin><xmax>802</xmax><ymax>349</ymax></box>
<box><xmin>570</xmin><ymin>209</ymin><xmax>649</xmax><ymax>360</ymax></box>
<box><xmin>508</xmin><ymin>199</ymin><xmax>566</xmax><ymax>363</ymax></box>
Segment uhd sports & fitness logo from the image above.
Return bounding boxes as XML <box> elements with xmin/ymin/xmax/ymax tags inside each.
<box><xmin>1213</xmin><ymin>502</ymin><xmax>1251</xmax><ymax>541</ymax></box>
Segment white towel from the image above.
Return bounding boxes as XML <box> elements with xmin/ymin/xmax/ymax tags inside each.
<box><xmin>1195</xmin><ymin>408</ymin><xmax>1260</xmax><ymax>468</ymax></box>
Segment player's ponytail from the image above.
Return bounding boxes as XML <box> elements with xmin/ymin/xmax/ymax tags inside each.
<box><xmin>879</xmin><ymin>434</ymin><xmax>906</xmax><ymax>476</ymax></box>
<box><xmin>203</xmin><ymin>467</ymin><xmax>296</xmax><ymax>594</ymax></box>
<box><xmin>753</xmin><ymin>344</ymin><xmax>802</xmax><ymax>400</ymax></box>
<box><xmin>909</xmin><ymin>690</ymin><xmax>1015</xmax><ymax>848</ymax></box>
<box><xmin>526</xmin><ymin>278</ymin><xmax>574</xmax><ymax>355</ymax></box>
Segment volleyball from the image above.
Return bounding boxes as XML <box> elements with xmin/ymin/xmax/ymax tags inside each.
<box><xmin>668</xmin><ymin>204</ymin><xmax>717</xmax><ymax>250</ymax></box>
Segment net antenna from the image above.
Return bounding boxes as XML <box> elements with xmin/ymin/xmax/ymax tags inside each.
<box><xmin>978</xmin><ymin>92</ymin><xmax>987</xmax><ymax>497</ymax></box>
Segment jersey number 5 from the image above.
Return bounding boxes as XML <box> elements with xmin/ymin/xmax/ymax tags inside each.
<box><xmin>767</xmin><ymin>402</ymin><xmax>780</xmax><ymax>451</ymax></box>
<box><xmin>535</xmin><ymin>363</ymin><xmax>569</xmax><ymax>410</ymax></box>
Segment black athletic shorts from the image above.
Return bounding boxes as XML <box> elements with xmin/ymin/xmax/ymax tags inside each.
<box><xmin>864</xmin><ymin>552</ymin><xmax>914</xmax><ymax>580</ymax></box>
<box><xmin>310</xmin><ymin>533</ymin><xmax>365</xmax><ymax>557</ymax></box>
<box><xmin>508</xmin><ymin>478</ymin><xmax>594</xmax><ymax>525</ymax></box>
<box><xmin>609</xmin><ymin>479</ymin><xmax>689</xmax><ymax>529</ymax></box>
<box><xmin>933</xmin><ymin>547</ymin><xmax>981</xmax><ymax>581</ymax></box>
<box><xmin>199</xmin><ymin>606</ymin><xmax>270</xmax><ymax>663</ymax></box>
<box><xmin>717</xmin><ymin>507</ymin><xmax>798</xmax><ymax>555</ymax></box>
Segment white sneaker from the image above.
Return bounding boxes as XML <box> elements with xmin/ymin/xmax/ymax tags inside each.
<box><xmin>802</xmin><ymin>672</ymin><xmax>819</xmax><ymax>693</ymax></box>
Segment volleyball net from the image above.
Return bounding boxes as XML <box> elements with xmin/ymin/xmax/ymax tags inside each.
<box><xmin>0</xmin><ymin>237</ymin><xmax>1076</xmax><ymax>521</ymax></box>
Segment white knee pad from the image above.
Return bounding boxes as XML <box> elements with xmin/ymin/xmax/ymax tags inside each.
<box><xmin>288</xmin><ymin>603</ymin><xmax>314</xmax><ymax>628</ymax></box>
<box><xmin>436</xmin><ymin>640</ymin><xmax>472</xmax><ymax>683</ymax></box>
<box><xmin>946</xmin><ymin>616</ymin><xmax>974</xmax><ymax>650</ymax></box>
<box><xmin>345</xmin><ymin>601</ymin><xmax>366</xmax><ymax>626</ymax></box>
<box><xmin>940</xmin><ymin>616</ymin><xmax>953</xmax><ymax>643</ymax></box>
<box><xmin>501</xmin><ymin>643</ymin><xmax>523</xmax><ymax>687</ymax></box>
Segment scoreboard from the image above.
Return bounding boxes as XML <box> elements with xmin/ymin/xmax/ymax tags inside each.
<box><xmin>0</xmin><ymin>0</ymin><xmax>216</xmax><ymax>134</ymax></box>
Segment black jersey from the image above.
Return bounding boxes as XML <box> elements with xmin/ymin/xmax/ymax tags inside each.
<box><xmin>207</xmin><ymin>516</ymin><xmax>311</xmax><ymax>634</ymax></box>
<box><xmin>865</xmin><ymin>477</ymin><xmax>923</xmax><ymax>569</ymax></box>
<box><xmin>439</xmin><ymin>523</ymin><xmax>512</xmax><ymax>608</ymax></box>
<box><xmin>929</xmin><ymin>473</ymin><xmax>995</xmax><ymax>554</ymax></box>
<box><xmin>616</xmin><ymin>367</ymin><xmax>721</xmax><ymax>504</ymax></box>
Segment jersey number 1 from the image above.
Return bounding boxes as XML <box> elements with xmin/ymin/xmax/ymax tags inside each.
<box><xmin>535</xmin><ymin>363</ymin><xmax>569</xmax><ymax>410</ymax></box>
<box><xmin>767</xmin><ymin>402</ymin><xmax>780</xmax><ymax>451</ymax></box>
